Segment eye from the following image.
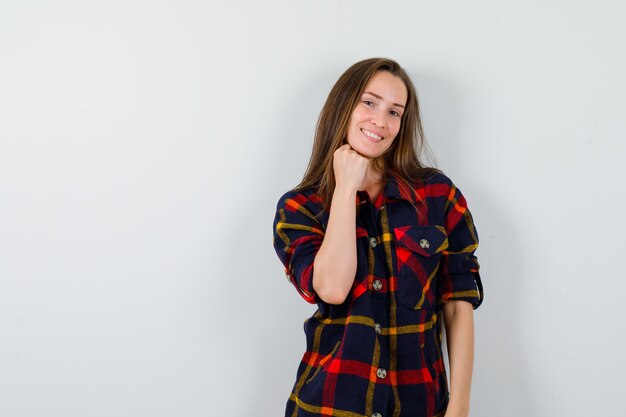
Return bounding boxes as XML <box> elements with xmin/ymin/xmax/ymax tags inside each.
<box><xmin>390</xmin><ymin>110</ymin><xmax>400</xmax><ymax>117</ymax></box>
<box><xmin>363</xmin><ymin>100</ymin><xmax>374</xmax><ymax>107</ymax></box>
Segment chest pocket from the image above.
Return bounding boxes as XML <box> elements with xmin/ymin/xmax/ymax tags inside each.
<box><xmin>393</xmin><ymin>225</ymin><xmax>448</xmax><ymax>310</ymax></box>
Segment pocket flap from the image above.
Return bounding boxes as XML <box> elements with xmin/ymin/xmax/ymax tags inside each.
<box><xmin>393</xmin><ymin>225</ymin><xmax>448</xmax><ymax>257</ymax></box>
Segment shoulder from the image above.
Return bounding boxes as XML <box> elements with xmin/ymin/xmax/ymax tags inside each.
<box><xmin>275</xmin><ymin>186</ymin><xmax>322</xmax><ymax>210</ymax></box>
<box><xmin>420</xmin><ymin>170</ymin><xmax>454</xmax><ymax>187</ymax></box>
<box><xmin>388</xmin><ymin>168</ymin><xmax>455</xmax><ymax>191</ymax></box>
<box><xmin>274</xmin><ymin>186</ymin><xmax>327</xmax><ymax>226</ymax></box>
<box><xmin>412</xmin><ymin>170</ymin><xmax>454</xmax><ymax>199</ymax></box>
<box><xmin>411</xmin><ymin>170</ymin><xmax>477</xmax><ymax>216</ymax></box>
<box><xmin>419</xmin><ymin>170</ymin><xmax>470</xmax><ymax>196</ymax></box>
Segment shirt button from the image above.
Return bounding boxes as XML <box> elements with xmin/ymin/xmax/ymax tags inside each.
<box><xmin>419</xmin><ymin>238</ymin><xmax>430</xmax><ymax>249</ymax></box>
<box><xmin>372</xmin><ymin>280</ymin><xmax>383</xmax><ymax>291</ymax></box>
<box><xmin>372</xmin><ymin>414</ymin><xmax>382</xmax><ymax>417</ymax></box>
<box><xmin>374</xmin><ymin>323</ymin><xmax>382</xmax><ymax>334</ymax></box>
<box><xmin>369</xmin><ymin>237</ymin><xmax>377</xmax><ymax>248</ymax></box>
<box><xmin>376</xmin><ymin>368</ymin><xmax>387</xmax><ymax>379</ymax></box>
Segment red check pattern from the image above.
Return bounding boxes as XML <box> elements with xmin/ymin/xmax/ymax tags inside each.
<box><xmin>272</xmin><ymin>171</ymin><xmax>483</xmax><ymax>417</ymax></box>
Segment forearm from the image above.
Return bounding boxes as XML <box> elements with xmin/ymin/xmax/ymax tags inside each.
<box><xmin>312</xmin><ymin>185</ymin><xmax>358</xmax><ymax>304</ymax></box>
<box><xmin>442</xmin><ymin>300</ymin><xmax>474</xmax><ymax>417</ymax></box>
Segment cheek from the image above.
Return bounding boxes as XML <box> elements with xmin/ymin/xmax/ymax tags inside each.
<box><xmin>347</xmin><ymin>115</ymin><xmax>359</xmax><ymax>132</ymax></box>
<box><xmin>350</xmin><ymin>109</ymin><xmax>366</xmax><ymax>126</ymax></box>
<box><xmin>390</xmin><ymin>120</ymin><xmax>402</xmax><ymax>138</ymax></box>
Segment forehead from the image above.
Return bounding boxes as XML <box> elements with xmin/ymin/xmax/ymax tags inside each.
<box><xmin>363</xmin><ymin>71</ymin><xmax>408</xmax><ymax>106</ymax></box>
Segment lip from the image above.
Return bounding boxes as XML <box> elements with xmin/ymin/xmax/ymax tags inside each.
<box><xmin>361</xmin><ymin>128</ymin><xmax>383</xmax><ymax>142</ymax></box>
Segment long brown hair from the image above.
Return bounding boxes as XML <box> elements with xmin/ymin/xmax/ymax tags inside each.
<box><xmin>295</xmin><ymin>57</ymin><xmax>442</xmax><ymax>213</ymax></box>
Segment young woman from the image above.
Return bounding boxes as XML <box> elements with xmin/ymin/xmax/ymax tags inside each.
<box><xmin>272</xmin><ymin>57</ymin><xmax>483</xmax><ymax>417</ymax></box>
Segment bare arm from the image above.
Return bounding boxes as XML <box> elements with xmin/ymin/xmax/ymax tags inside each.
<box><xmin>442</xmin><ymin>300</ymin><xmax>475</xmax><ymax>417</ymax></box>
<box><xmin>312</xmin><ymin>144</ymin><xmax>368</xmax><ymax>305</ymax></box>
<box><xmin>312</xmin><ymin>185</ymin><xmax>358</xmax><ymax>304</ymax></box>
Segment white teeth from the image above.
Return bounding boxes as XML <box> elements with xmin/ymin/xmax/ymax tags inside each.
<box><xmin>361</xmin><ymin>129</ymin><xmax>382</xmax><ymax>141</ymax></box>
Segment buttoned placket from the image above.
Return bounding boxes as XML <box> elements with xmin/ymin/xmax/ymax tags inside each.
<box><xmin>357</xmin><ymin>192</ymin><xmax>392</xmax><ymax>415</ymax></box>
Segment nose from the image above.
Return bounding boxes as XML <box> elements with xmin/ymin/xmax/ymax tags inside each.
<box><xmin>371</xmin><ymin>110</ymin><xmax>386</xmax><ymax>129</ymax></box>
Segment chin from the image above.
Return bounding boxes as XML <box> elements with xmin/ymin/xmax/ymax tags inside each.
<box><xmin>354</xmin><ymin>149</ymin><xmax>374</xmax><ymax>159</ymax></box>
<box><xmin>347</xmin><ymin>142</ymin><xmax>374</xmax><ymax>158</ymax></box>
<box><xmin>357</xmin><ymin>146</ymin><xmax>386</xmax><ymax>159</ymax></box>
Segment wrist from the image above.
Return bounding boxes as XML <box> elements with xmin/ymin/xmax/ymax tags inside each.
<box><xmin>333</xmin><ymin>184</ymin><xmax>358</xmax><ymax>197</ymax></box>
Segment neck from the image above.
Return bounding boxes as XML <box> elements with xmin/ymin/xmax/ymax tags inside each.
<box><xmin>364</xmin><ymin>164</ymin><xmax>385</xmax><ymax>185</ymax></box>
<box><xmin>359</xmin><ymin>165</ymin><xmax>386</xmax><ymax>195</ymax></box>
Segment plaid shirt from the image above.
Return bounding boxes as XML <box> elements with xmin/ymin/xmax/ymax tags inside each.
<box><xmin>272</xmin><ymin>171</ymin><xmax>483</xmax><ymax>417</ymax></box>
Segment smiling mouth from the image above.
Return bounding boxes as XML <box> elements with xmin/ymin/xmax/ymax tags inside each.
<box><xmin>361</xmin><ymin>128</ymin><xmax>383</xmax><ymax>141</ymax></box>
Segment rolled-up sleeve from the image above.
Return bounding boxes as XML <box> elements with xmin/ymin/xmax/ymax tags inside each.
<box><xmin>272</xmin><ymin>190</ymin><xmax>325</xmax><ymax>304</ymax></box>
<box><xmin>437</xmin><ymin>182</ymin><xmax>484</xmax><ymax>309</ymax></box>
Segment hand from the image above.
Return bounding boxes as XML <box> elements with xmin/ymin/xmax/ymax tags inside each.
<box><xmin>332</xmin><ymin>143</ymin><xmax>369</xmax><ymax>192</ymax></box>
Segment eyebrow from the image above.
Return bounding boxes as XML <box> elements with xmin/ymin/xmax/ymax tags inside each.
<box><xmin>363</xmin><ymin>91</ymin><xmax>406</xmax><ymax>109</ymax></box>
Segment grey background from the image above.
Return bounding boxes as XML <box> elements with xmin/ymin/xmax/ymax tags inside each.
<box><xmin>1</xmin><ymin>1</ymin><xmax>624</xmax><ymax>416</ymax></box>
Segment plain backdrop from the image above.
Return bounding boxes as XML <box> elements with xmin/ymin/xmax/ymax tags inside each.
<box><xmin>1</xmin><ymin>1</ymin><xmax>624</xmax><ymax>416</ymax></box>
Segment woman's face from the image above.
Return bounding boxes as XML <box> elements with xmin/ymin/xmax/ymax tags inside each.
<box><xmin>345</xmin><ymin>70</ymin><xmax>408</xmax><ymax>159</ymax></box>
